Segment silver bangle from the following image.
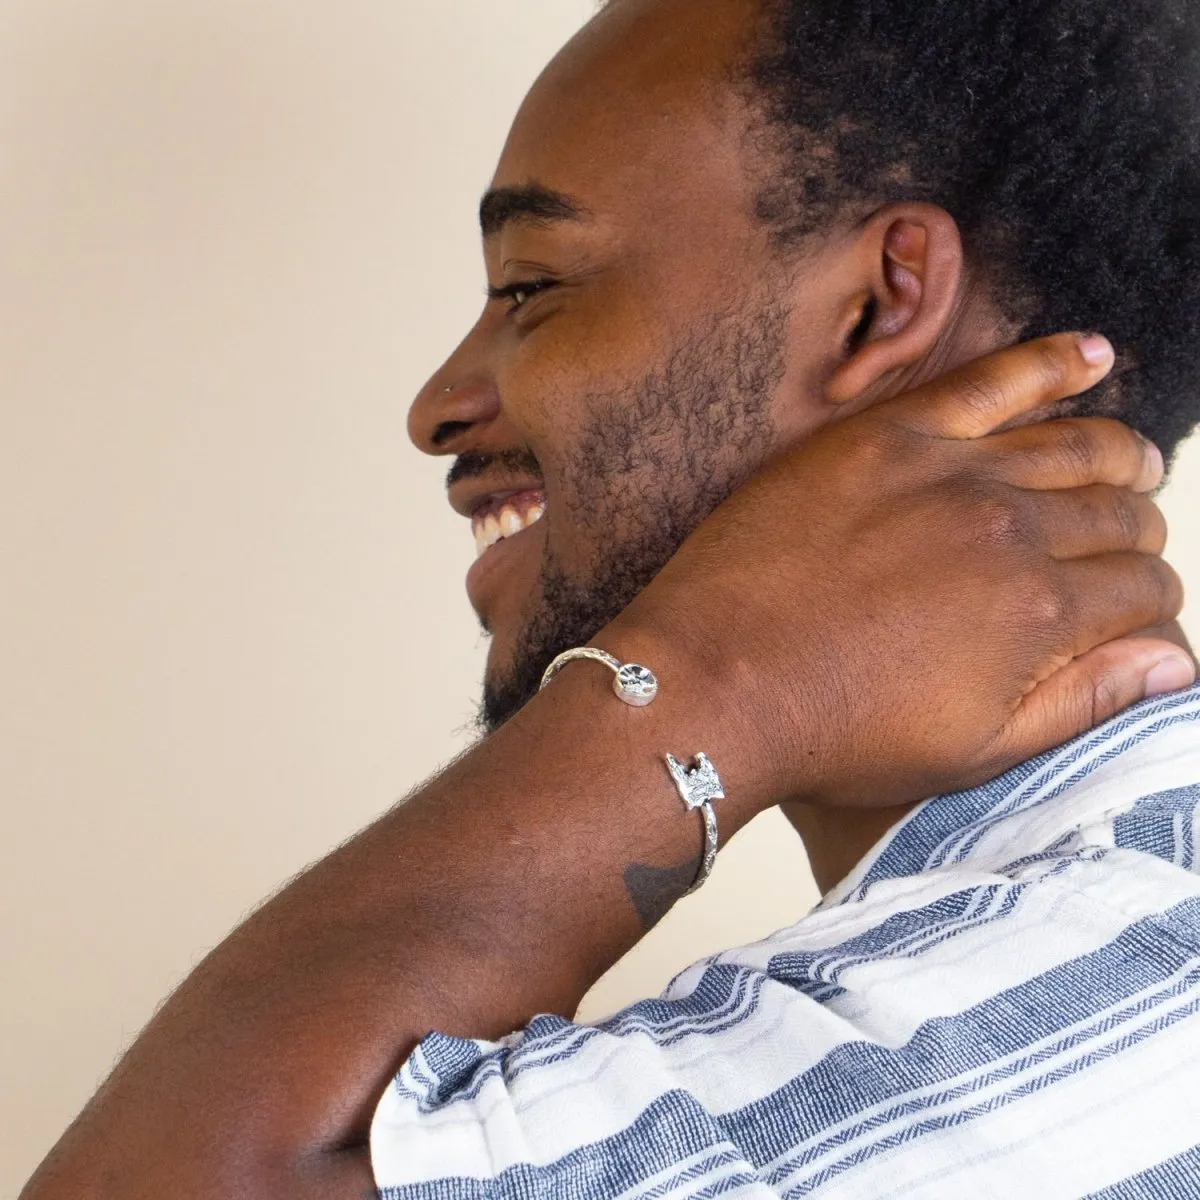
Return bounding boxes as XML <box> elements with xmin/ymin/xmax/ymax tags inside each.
<box><xmin>539</xmin><ymin>647</ymin><xmax>659</xmax><ymax>707</ymax></box>
<box><xmin>665</xmin><ymin>753</ymin><xmax>723</xmax><ymax>894</ymax></box>
<box><xmin>538</xmin><ymin>646</ymin><xmax>722</xmax><ymax>893</ymax></box>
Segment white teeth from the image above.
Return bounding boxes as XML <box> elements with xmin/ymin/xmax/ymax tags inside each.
<box><xmin>471</xmin><ymin>498</ymin><xmax>547</xmax><ymax>558</ymax></box>
<box><xmin>516</xmin><ymin>502</ymin><xmax>546</xmax><ymax>532</ymax></box>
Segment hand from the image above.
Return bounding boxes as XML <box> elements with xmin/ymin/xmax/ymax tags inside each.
<box><xmin>609</xmin><ymin>334</ymin><xmax>1194</xmax><ymax>811</ymax></box>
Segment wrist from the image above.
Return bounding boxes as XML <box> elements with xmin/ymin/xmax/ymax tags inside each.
<box><xmin>587</xmin><ymin>611</ymin><xmax>792</xmax><ymax>827</ymax></box>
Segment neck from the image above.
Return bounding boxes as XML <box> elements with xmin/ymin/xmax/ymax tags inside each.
<box><xmin>781</xmin><ymin>798</ymin><xmax>921</xmax><ymax>895</ymax></box>
<box><xmin>783</xmin><ymin>620</ymin><xmax>1194</xmax><ymax>895</ymax></box>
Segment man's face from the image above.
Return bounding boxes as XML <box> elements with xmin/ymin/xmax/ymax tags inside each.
<box><xmin>409</xmin><ymin>0</ymin><xmax>834</xmax><ymax>731</ymax></box>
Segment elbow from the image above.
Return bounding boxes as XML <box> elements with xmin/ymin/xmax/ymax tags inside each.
<box><xmin>20</xmin><ymin>1149</ymin><xmax>378</xmax><ymax>1200</ymax></box>
<box><xmin>20</xmin><ymin>1159</ymin><xmax>108</xmax><ymax>1200</ymax></box>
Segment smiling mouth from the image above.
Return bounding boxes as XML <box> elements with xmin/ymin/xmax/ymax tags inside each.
<box><xmin>471</xmin><ymin>488</ymin><xmax>547</xmax><ymax>559</ymax></box>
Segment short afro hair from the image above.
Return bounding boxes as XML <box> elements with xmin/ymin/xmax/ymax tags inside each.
<box><xmin>748</xmin><ymin>0</ymin><xmax>1200</xmax><ymax>464</ymax></box>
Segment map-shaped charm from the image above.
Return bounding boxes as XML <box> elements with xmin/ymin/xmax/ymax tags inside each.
<box><xmin>665</xmin><ymin>752</ymin><xmax>725</xmax><ymax>811</ymax></box>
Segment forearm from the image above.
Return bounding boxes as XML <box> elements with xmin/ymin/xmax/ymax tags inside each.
<box><xmin>23</xmin><ymin>621</ymin><xmax>771</xmax><ymax>1198</ymax></box>
<box><xmin>25</xmin><ymin>334</ymin><xmax>1172</xmax><ymax>1200</ymax></box>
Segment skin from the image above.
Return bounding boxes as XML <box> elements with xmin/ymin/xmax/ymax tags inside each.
<box><xmin>21</xmin><ymin>0</ymin><xmax>1195</xmax><ymax>1197</ymax></box>
<box><xmin>412</xmin><ymin>0</ymin><xmax>1189</xmax><ymax>881</ymax></box>
<box><xmin>423</xmin><ymin>0</ymin><xmax>794</xmax><ymax>723</ymax></box>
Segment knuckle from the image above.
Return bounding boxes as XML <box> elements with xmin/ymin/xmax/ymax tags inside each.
<box><xmin>1114</xmin><ymin>426</ymin><xmax>1152</xmax><ymax>487</ymax></box>
<box><xmin>970</xmin><ymin>490</ymin><xmax>1030</xmax><ymax>549</ymax></box>
<box><xmin>1127</xmin><ymin>554</ymin><xmax>1179</xmax><ymax>618</ymax></box>
<box><xmin>841</xmin><ymin>420</ymin><xmax>896</xmax><ymax>475</ymax></box>
<box><xmin>1156</xmin><ymin>559</ymin><xmax>1186</xmax><ymax>617</ymax></box>
<box><xmin>1021</xmin><ymin>574</ymin><xmax>1072</xmax><ymax>630</ymax></box>
<box><xmin>1089</xmin><ymin>671</ymin><xmax>1124</xmax><ymax>729</ymax></box>
<box><xmin>1146</xmin><ymin>501</ymin><xmax>1169</xmax><ymax>553</ymax></box>
<box><xmin>1108</xmin><ymin>489</ymin><xmax>1144</xmax><ymax>549</ymax></box>
<box><xmin>855</xmin><ymin>413</ymin><xmax>925</xmax><ymax>473</ymax></box>
<box><xmin>961</xmin><ymin>374</ymin><xmax>1004</xmax><ymax>415</ymax></box>
<box><xmin>947</xmin><ymin>372</ymin><xmax>1009</xmax><ymax>431</ymax></box>
<box><xmin>1052</xmin><ymin>423</ymin><xmax>1100</xmax><ymax>480</ymax></box>
<box><xmin>1032</xmin><ymin>338</ymin><xmax>1071</xmax><ymax>391</ymax></box>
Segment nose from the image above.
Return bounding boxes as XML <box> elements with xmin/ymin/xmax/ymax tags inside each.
<box><xmin>408</xmin><ymin>355</ymin><xmax>503</xmax><ymax>457</ymax></box>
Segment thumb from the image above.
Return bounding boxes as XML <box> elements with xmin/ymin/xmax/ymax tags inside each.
<box><xmin>1005</xmin><ymin>637</ymin><xmax>1197</xmax><ymax>759</ymax></box>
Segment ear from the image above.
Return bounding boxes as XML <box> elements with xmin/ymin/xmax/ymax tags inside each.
<box><xmin>825</xmin><ymin>203</ymin><xmax>964</xmax><ymax>407</ymax></box>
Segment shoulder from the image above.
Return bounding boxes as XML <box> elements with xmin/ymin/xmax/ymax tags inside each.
<box><xmin>370</xmin><ymin>686</ymin><xmax>1200</xmax><ymax>1197</ymax></box>
<box><xmin>834</xmin><ymin>681</ymin><xmax>1200</xmax><ymax>902</ymax></box>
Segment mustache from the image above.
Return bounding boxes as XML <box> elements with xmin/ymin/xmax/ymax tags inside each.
<box><xmin>445</xmin><ymin>448</ymin><xmax>542</xmax><ymax>491</ymax></box>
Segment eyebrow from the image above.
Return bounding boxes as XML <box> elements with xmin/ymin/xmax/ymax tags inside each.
<box><xmin>479</xmin><ymin>184</ymin><xmax>588</xmax><ymax>238</ymax></box>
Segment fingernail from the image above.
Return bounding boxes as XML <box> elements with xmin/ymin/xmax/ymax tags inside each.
<box><xmin>1145</xmin><ymin>438</ymin><xmax>1165</xmax><ymax>480</ymax></box>
<box><xmin>1078</xmin><ymin>334</ymin><xmax>1114</xmax><ymax>366</ymax></box>
<box><xmin>1144</xmin><ymin>655</ymin><xmax>1197</xmax><ymax>697</ymax></box>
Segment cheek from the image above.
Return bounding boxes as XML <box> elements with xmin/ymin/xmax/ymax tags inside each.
<box><xmin>496</xmin><ymin>282</ymin><xmax>670</xmax><ymax>440</ymax></box>
<box><xmin>489</xmin><ymin>331</ymin><xmax>605</xmax><ymax>518</ymax></box>
<box><xmin>490</xmin><ymin>286</ymin><xmax>694</xmax><ymax>556</ymax></box>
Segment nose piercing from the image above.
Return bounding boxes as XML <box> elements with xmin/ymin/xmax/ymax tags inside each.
<box><xmin>443</xmin><ymin>384</ymin><xmax>456</xmax><ymax>394</ymax></box>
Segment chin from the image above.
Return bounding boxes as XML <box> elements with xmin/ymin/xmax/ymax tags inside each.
<box><xmin>477</xmin><ymin>637</ymin><xmax>532</xmax><ymax>735</ymax></box>
<box><xmin>483</xmin><ymin>618</ymin><xmax>520</xmax><ymax>677</ymax></box>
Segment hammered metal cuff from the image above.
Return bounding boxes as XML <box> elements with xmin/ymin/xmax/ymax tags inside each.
<box><xmin>665</xmin><ymin>752</ymin><xmax>724</xmax><ymax>893</ymax></box>
<box><xmin>539</xmin><ymin>647</ymin><xmax>659</xmax><ymax>707</ymax></box>
<box><xmin>538</xmin><ymin>646</ymin><xmax>722</xmax><ymax>893</ymax></box>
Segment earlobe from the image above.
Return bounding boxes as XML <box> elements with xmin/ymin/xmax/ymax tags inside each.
<box><xmin>826</xmin><ymin>204</ymin><xmax>964</xmax><ymax>406</ymax></box>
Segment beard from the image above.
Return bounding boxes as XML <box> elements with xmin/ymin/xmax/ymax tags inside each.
<box><xmin>478</xmin><ymin>296</ymin><xmax>788</xmax><ymax>734</ymax></box>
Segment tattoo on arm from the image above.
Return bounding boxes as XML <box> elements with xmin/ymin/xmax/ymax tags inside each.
<box><xmin>623</xmin><ymin>856</ymin><xmax>701</xmax><ymax>931</ymax></box>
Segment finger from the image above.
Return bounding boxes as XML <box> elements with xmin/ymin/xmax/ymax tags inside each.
<box><xmin>1029</xmin><ymin>486</ymin><xmax>1167</xmax><ymax>560</ymax></box>
<box><xmin>981</xmin><ymin>417</ymin><xmax>1164</xmax><ymax>493</ymax></box>
<box><xmin>1005</xmin><ymin>637</ymin><xmax>1196</xmax><ymax>758</ymax></box>
<box><xmin>1054</xmin><ymin>553</ymin><xmax>1185</xmax><ymax>655</ymax></box>
<box><xmin>882</xmin><ymin>333</ymin><xmax>1115</xmax><ymax>441</ymax></box>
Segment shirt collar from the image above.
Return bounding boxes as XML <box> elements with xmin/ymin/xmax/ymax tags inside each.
<box><xmin>821</xmin><ymin>683</ymin><xmax>1200</xmax><ymax>908</ymax></box>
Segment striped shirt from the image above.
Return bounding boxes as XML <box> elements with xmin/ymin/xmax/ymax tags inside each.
<box><xmin>371</xmin><ymin>683</ymin><xmax>1200</xmax><ymax>1198</ymax></box>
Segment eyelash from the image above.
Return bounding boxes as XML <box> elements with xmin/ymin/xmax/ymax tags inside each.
<box><xmin>487</xmin><ymin>277</ymin><xmax>557</xmax><ymax>313</ymax></box>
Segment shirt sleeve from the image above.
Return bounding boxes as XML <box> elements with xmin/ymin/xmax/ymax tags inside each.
<box><xmin>370</xmin><ymin>859</ymin><xmax>1200</xmax><ymax>1198</ymax></box>
<box><xmin>371</xmin><ymin>693</ymin><xmax>1200</xmax><ymax>1197</ymax></box>
<box><xmin>367</xmin><ymin>958</ymin><xmax>837</xmax><ymax>1198</ymax></box>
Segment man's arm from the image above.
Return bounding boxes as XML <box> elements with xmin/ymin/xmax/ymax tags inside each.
<box><xmin>20</xmin><ymin>336</ymin><xmax>1192</xmax><ymax>1200</ymax></box>
<box><xmin>21</xmin><ymin>638</ymin><xmax>777</xmax><ymax>1200</ymax></box>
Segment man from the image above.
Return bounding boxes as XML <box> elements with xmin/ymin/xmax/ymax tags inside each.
<box><xmin>22</xmin><ymin>0</ymin><xmax>1200</xmax><ymax>1196</ymax></box>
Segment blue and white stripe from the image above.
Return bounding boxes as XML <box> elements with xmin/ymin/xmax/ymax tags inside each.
<box><xmin>372</xmin><ymin>684</ymin><xmax>1200</xmax><ymax>1197</ymax></box>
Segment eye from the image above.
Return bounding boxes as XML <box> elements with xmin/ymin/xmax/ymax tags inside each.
<box><xmin>486</xmin><ymin>277</ymin><xmax>557</xmax><ymax>314</ymax></box>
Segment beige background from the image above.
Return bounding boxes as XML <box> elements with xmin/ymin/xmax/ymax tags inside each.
<box><xmin>1</xmin><ymin>1</ymin><xmax>1196</xmax><ymax>1192</ymax></box>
